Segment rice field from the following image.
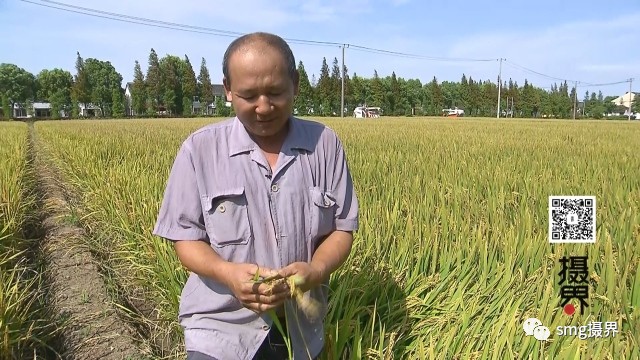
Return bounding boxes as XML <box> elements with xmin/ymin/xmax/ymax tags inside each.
<box><xmin>0</xmin><ymin>122</ymin><xmax>58</xmax><ymax>359</ymax></box>
<box><xmin>11</xmin><ymin>116</ymin><xmax>640</xmax><ymax>359</ymax></box>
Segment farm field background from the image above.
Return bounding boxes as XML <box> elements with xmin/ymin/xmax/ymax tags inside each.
<box><xmin>3</xmin><ymin>116</ymin><xmax>638</xmax><ymax>359</ymax></box>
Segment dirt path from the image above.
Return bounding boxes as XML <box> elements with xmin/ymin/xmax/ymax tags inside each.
<box><xmin>29</xmin><ymin>123</ymin><xmax>148</xmax><ymax>360</ymax></box>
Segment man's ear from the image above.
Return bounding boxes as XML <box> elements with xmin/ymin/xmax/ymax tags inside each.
<box><xmin>223</xmin><ymin>77</ymin><xmax>232</xmax><ymax>102</ymax></box>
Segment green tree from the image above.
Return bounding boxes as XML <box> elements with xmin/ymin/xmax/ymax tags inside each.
<box><xmin>0</xmin><ymin>63</ymin><xmax>36</xmax><ymax>119</ymax></box>
<box><xmin>83</xmin><ymin>58</ymin><xmax>123</xmax><ymax>116</ymax></box>
<box><xmin>71</xmin><ymin>52</ymin><xmax>91</xmax><ymax>117</ymax></box>
<box><xmin>387</xmin><ymin>72</ymin><xmax>400</xmax><ymax>115</ymax></box>
<box><xmin>329</xmin><ymin>57</ymin><xmax>341</xmax><ymax>115</ymax></box>
<box><xmin>2</xmin><ymin>96</ymin><xmax>10</xmax><ymax>119</ymax></box>
<box><xmin>294</xmin><ymin>61</ymin><xmax>313</xmax><ymax>115</ymax></box>
<box><xmin>341</xmin><ymin>63</ymin><xmax>351</xmax><ymax>116</ymax></box>
<box><xmin>215</xmin><ymin>96</ymin><xmax>230</xmax><ymax>116</ymax></box>
<box><xmin>146</xmin><ymin>49</ymin><xmax>162</xmax><ymax>114</ymax></box>
<box><xmin>111</xmin><ymin>87</ymin><xmax>125</xmax><ymax>117</ymax></box>
<box><xmin>519</xmin><ymin>80</ymin><xmax>535</xmax><ymax>117</ymax></box>
<box><xmin>349</xmin><ymin>73</ymin><xmax>366</xmax><ymax>108</ymax></box>
<box><xmin>159</xmin><ymin>55</ymin><xmax>182</xmax><ymax>115</ymax></box>
<box><xmin>198</xmin><ymin>57</ymin><xmax>214</xmax><ymax>112</ymax></box>
<box><xmin>36</xmin><ymin>68</ymin><xmax>73</xmax><ymax>118</ymax></box>
<box><xmin>368</xmin><ymin>70</ymin><xmax>384</xmax><ymax>110</ymax></box>
<box><xmin>583</xmin><ymin>91</ymin><xmax>591</xmax><ymax>117</ymax></box>
<box><xmin>316</xmin><ymin>57</ymin><xmax>331</xmax><ymax>115</ymax></box>
<box><xmin>132</xmin><ymin>60</ymin><xmax>147</xmax><ymax>116</ymax></box>
<box><xmin>181</xmin><ymin>55</ymin><xmax>198</xmax><ymax>115</ymax></box>
<box><xmin>404</xmin><ymin>78</ymin><xmax>422</xmax><ymax>115</ymax></box>
<box><xmin>423</xmin><ymin>76</ymin><xmax>443</xmax><ymax>116</ymax></box>
<box><xmin>459</xmin><ymin>74</ymin><xmax>470</xmax><ymax>112</ymax></box>
<box><xmin>603</xmin><ymin>95</ymin><xmax>617</xmax><ymax>115</ymax></box>
<box><xmin>467</xmin><ymin>77</ymin><xmax>482</xmax><ymax>116</ymax></box>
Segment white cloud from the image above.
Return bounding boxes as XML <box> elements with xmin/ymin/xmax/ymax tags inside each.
<box><xmin>447</xmin><ymin>12</ymin><xmax>640</xmax><ymax>87</ymax></box>
<box><xmin>577</xmin><ymin>63</ymin><xmax>640</xmax><ymax>73</ymax></box>
<box><xmin>57</xmin><ymin>0</ymin><xmax>374</xmax><ymax>30</ymax></box>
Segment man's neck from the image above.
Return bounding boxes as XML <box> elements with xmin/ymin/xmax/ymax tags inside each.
<box><xmin>251</xmin><ymin>122</ymin><xmax>289</xmax><ymax>154</ymax></box>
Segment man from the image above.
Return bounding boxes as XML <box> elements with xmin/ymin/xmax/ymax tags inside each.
<box><xmin>153</xmin><ymin>32</ymin><xmax>359</xmax><ymax>360</ymax></box>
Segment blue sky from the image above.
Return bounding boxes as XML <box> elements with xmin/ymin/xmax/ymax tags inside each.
<box><xmin>2</xmin><ymin>0</ymin><xmax>639</xmax><ymax>98</ymax></box>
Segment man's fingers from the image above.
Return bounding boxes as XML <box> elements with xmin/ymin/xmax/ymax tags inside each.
<box><xmin>243</xmin><ymin>298</ymin><xmax>287</xmax><ymax>313</ymax></box>
<box><xmin>250</xmin><ymin>265</ymin><xmax>279</xmax><ymax>279</ymax></box>
<box><xmin>241</xmin><ymin>291</ymin><xmax>289</xmax><ymax>305</ymax></box>
<box><xmin>240</xmin><ymin>281</ymin><xmax>289</xmax><ymax>296</ymax></box>
<box><xmin>267</xmin><ymin>282</ymin><xmax>290</xmax><ymax>295</ymax></box>
<box><xmin>277</xmin><ymin>264</ymin><xmax>298</xmax><ymax>278</ymax></box>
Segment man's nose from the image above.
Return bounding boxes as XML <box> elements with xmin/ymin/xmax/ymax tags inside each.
<box><xmin>255</xmin><ymin>95</ymin><xmax>273</xmax><ymax>114</ymax></box>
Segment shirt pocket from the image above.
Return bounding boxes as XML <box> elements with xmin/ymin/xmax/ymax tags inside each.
<box><xmin>201</xmin><ymin>187</ymin><xmax>252</xmax><ymax>247</ymax></box>
<box><xmin>308</xmin><ymin>186</ymin><xmax>337</xmax><ymax>239</ymax></box>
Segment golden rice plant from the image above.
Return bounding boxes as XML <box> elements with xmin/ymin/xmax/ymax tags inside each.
<box><xmin>35</xmin><ymin>117</ymin><xmax>640</xmax><ymax>360</ymax></box>
<box><xmin>0</xmin><ymin>121</ymin><xmax>58</xmax><ymax>359</ymax></box>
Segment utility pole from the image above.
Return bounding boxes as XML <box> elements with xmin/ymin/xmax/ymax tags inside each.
<box><xmin>497</xmin><ymin>58</ymin><xmax>504</xmax><ymax>118</ymax></box>
<box><xmin>573</xmin><ymin>81</ymin><xmax>578</xmax><ymax>120</ymax></box>
<box><xmin>629</xmin><ymin>78</ymin><xmax>634</xmax><ymax>121</ymax></box>
<box><xmin>340</xmin><ymin>44</ymin><xmax>349</xmax><ymax>118</ymax></box>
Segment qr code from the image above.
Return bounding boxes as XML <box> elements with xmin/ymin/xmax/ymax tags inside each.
<box><xmin>549</xmin><ymin>196</ymin><xmax>596</xmax><ymax>243</ymax></box>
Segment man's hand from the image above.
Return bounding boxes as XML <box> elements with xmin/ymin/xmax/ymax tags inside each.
<box><xmin>278</xmin><ymin>262</ymin><xmax>324</xmax><ymax>293</ymax></box>
<box><xmin>221</xmin><ymin>263</ymin><xmax>291</xmax><ymax>314</ymax></box>
<box><xmin>278</xmin><ymin>230</ymin><xmax>354</xmax><ymax>294</ymax></box>
<box><xmin>173</xmin><ymin>240</ymin><xmax>290</xmax><ymax>314</ymax></box>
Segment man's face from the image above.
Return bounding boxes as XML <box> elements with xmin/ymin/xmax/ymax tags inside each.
<box><xmin>223</xmin><ymin>45</ymin><xmax>299</xmax><ymax>140</ymax></box>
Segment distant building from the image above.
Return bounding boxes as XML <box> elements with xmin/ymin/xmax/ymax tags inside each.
<box><xmin>124</xmin><ymin>82</ymin><xmax>135</xmax><ymax>116</ymax></box>
<box><xmin>610</xmin><ymin>91</ymin><xmax>639</xmax><ymax>118</ymax></box>
<box><xmin>78</xmin><ymin>103</ymin><xmax>102</xmax><ymax>117</ymax></box>
<box><xmin>123</xmin><ymin>81</ymin><xmax>228</xmax><ymax>116</ymax></box>
<box><xmin>33</xmin><ymin>102</ymin><xmax>51</xmax><ymax>118</ymax></box>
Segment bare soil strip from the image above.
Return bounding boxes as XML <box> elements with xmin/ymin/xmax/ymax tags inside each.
<box><xmin>29</xmin><ymin>123</ymin><xmax>146</xmax><ymax>360</ymax></box>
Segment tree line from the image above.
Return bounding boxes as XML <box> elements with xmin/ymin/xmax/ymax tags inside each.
<box><xmin>1</xmin><ymin>49</ymin><xmax>637</xmax><ymax>120</ymax></box>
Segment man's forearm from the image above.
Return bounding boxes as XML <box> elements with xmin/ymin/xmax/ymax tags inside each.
<box><xmin>310</xmin><ymin>230</ymin><xmax>354</xmax><ymax>282</ymax></box>
<box><xmin>174</xmin><ymin>240</ymin><xmax>231</xmax><ymax>284</ymax></box>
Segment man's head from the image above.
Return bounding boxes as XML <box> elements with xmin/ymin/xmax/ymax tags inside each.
<box><xmin>222</xmin><ymin>32</ymin><xmax>299</xmax><ymax>143</ymax></box>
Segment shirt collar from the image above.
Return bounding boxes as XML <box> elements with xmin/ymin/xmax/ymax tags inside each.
<box><xmin>228</xmin><ymin>116</ymin><xmax>314</xmax><ymax>156</ymax></box>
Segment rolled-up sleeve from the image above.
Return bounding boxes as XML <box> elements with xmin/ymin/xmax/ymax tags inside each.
<box><xmin>153</xmin><ymin>141</ymin><xmax>207</xmax><ymax>241</ymax></box>
<box><xmin>331</xmin><ymin>136</ymin><xmax>359</xmax><ymax>232</ymax></box>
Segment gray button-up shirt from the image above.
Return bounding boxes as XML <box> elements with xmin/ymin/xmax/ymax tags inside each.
<box><xmin>153</xmin><ymin>116</ymin><xmax>359</xmax><ymax>360</ymax></box>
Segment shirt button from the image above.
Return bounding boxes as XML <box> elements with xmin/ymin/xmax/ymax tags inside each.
<box><xmin>271</xmin><ymin>184</ymin><xmax>279</xmax><ymax>192</ymax></box>
<box><xmin>262</xmin><ymin>325</ymin><xmax>270</xmax><ymax>331</ymax></box>
<box><xmin>218</xmin><ymin>204</ymin><xmax>226</xmax><ymax>213</ymax></box>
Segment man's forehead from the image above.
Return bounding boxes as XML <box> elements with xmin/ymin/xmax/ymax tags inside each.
<box><xmin>226</xmin><ymin>46</ymin><xmax>289</xmax><ymax>79</ymax></box>
<box><xmin>231</xmin><ymin>42</ymin><xmax>282</xmax><ymax>61</ymax></box>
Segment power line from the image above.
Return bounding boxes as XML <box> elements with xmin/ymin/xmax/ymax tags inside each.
<box><xmin>19</xmin><ymin>0</ymin><xmax>242</xmax><ymax>39</ymax></box>
<box><xmin>39</xmin><ymin>0</ymin><xmax>244</xmax><ymax>37</ymax></box>
<box><xmin>348</xmin><ymin>45</ymin><xmax>495</xmax><ymax>62</ymax></box>
<box><xmin>18</xmin><ymin>0</ymin><xmax>636</xmax><ymax>101</ymax></box>
<box><xmin>579</xmin><ymin>79</ymin><xmax>631</xmax><ymax>87</ymax></box>
<box><xmin>20</xmin><ymin>0</ymin><xmax>499</xmax><ymax>62</ymax></box>
<box><xmin>504</xmin><ymin>60</ymin><xmax>579</xmax><ymax>83</ymax></box>
<box><xmin>20</xmin><ymin>0</ymin><xmax>341</xmax><ymax>48</ymax></box>
<box><xmin>504</xmin><ymin>60</ymin><xmax>631</xmax><ymax>89</ymax></box>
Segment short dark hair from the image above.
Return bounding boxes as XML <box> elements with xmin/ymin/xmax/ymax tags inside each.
<box><xmin>222</xmin><ymin>32</ymin><xmax>296</xmax><ymax>85</ymax></box>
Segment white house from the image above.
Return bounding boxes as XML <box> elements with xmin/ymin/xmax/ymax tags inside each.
<box><xmin>610</xmin><ymin>91</ymin><xmax>639</xmax><ymax>118</ymax></box>
<box><xmin>124</xmin><ymin>82</ymin><xmax>134</xmax><ymax>116</ymax></box>
<box><xmin>122</xmin><ymin>82</ymin><xmax>228</xmax><ymax>116</ymax></box>
<box><xmin>78</xmin><ymin>103</ymin><xmax>102</xmax><ymax>117</ymax></box>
